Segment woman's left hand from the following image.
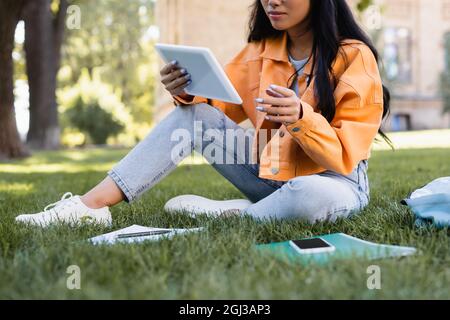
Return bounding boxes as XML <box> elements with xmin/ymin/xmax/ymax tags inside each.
<box><xmin>255</xmin><ymin>84</ymin><xmax>303</xmax><ymax>125</ymax></box>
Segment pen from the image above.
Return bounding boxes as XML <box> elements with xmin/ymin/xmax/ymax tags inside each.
<box><xmin>116</xmin><ymin>230</ymin><xmax>172</xmax><ymax>239</ymax></box>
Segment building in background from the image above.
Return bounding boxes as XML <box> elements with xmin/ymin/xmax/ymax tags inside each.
<box><xmin>363</xmin><ymin>0</ymin><xmax>450</xmax><ymax>131</ymax></box>
<box><xmin>155</xmin><ymin>0</ymin><xmax>450</xmax><ymax>131</ymax></box>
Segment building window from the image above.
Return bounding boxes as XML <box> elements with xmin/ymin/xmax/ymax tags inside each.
<box><xmin>383</xmin><ymin>27</ymin><xmax>412</xmax><ymax>84</ymax></box>
<box><xmin>391</xmin><ymin>113</ymin><xmax>412</xmax><ymax>132</ymax></box>
<box><xmin>442</xmin><ymin>32</ymin><xmax>450</xmax><ymax>117</ymax></box>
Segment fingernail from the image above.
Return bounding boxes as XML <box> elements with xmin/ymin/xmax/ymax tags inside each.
<box><xmin>265</xmin><ymin>116</ymin><xmax>270</xmax><ymax>120</ymax></box>
<box><xmin>256</xmin><ymin>106</ymin><xmax>264</xmax><ymax>111</ymax></box>
<box><xmin>184</xmin><ymin>74</ymin><xmax>191</xmax><ymax>79</ymax></box>
<box><xmin>186</xmin><ymin>80</ymin><xmax>192</xmax><ymax>85</ymax></box>
<box><xmin>171</xmin><ymin>60</ymin><xmax>178</xmax><ymax>65</ymax></box>
<box><xmin>270</xmin><ymin>84</ymin><xmax>277</xmax><ymax>89</ymax></box>
<box><xmin>180</xmin><ymin>68</ymin><xmax>186</xmax><ymax>74</ymax></box>
<box><xmin>255</xmin><ymin>98</ymin><xmax>263</xmax><ymax>103</ymax></box>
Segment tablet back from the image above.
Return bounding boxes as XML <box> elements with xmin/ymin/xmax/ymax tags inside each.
<box><xmin>155</xmin><ymin>43</ymin><xmax>243</xmax><ymax>105</ymax></box>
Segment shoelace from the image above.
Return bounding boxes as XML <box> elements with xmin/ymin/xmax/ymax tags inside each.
<box><xmin>44</xmin><ymin>192</ymin><xmax>76</xmax><ymax>214</ymax></box>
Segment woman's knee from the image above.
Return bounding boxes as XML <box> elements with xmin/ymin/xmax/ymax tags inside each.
<box><xmin>169</xmin><ymin>103</ymin><xmax>223</xmax><ymax>132</ymax></box>
<box><xmin>189</xmin><ymin>103</ymin><xmax>221</xmax><ymax>120</ymax></box>
<box><xmin>280</xmin><ymin>175</ymin><xmax>362</xmax><ymax>223</ymax></box>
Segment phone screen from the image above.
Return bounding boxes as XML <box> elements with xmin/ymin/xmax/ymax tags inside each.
<box><xmin>291</xmin><ymin>238</ymin><xmax>332</xmax><ymax>250</ymax></box>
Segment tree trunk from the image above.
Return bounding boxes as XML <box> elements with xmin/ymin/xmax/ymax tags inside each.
<box><xmin>23</xmin><ymin>0</ymin><xmax>67</xmax><ymax>150</ymax></box>
<box><xmin>0</xmin><ymin>0</ymin><xmax>30</xmax><ymax>160</ymax></box>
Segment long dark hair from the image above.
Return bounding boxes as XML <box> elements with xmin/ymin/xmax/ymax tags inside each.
<box><xmin>247</xmin><ymin>0</ymin><xmax>393</xmax><ymax>149</ymax></box>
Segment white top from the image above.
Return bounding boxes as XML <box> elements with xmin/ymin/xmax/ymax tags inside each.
<box><xmin>289</xmin><ymin>54</ymin><xmax>309</xmax><ymax>75</ymax></box>
<box><xmin>288</xmin><ymin>53</ymin><xmax>309</xmax><ymax>97</ymax></box>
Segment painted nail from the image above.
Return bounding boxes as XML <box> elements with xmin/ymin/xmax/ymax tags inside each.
<box><xmin>255</xmin><ymin>98</ymin><xmax>263</xmax><ymax>103</ymax></box>
<box><xmin>256</xmin><ymin>106</ymin><xmax>264</xmax><ymax>111</ymax></box>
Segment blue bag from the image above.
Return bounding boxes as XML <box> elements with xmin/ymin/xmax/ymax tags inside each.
<box><xmin>401</xmin><ymin>177</ymin><xmax>450</xmax><ymax>228</ymax></box>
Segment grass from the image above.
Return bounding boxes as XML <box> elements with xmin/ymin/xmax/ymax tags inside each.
<box><xmin>0</xmin><ymin>132</ymin><xmax>449</xmax><ymax>299</ymax></box>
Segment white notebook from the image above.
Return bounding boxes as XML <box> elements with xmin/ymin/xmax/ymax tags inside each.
<box><xmin>89</xmin><ymin>224</ymin><xmax>204</xmax><ymax>245</ymax></box>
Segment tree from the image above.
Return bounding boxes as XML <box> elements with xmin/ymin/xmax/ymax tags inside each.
<box><xmin>22</xmin><ymin>0</ymin><xmax>68</xmax><ymax>150</ymax></box>
<box><xmin>0</xmin><ymin>0</ymin><xmax>30</xmax><ymax>160</ymax></box>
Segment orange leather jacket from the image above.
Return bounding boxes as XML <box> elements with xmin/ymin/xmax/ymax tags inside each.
<box><xmin>173</xmin><ymin>31</ymin><xmax>384</xmax><ymax>181</ymax></box>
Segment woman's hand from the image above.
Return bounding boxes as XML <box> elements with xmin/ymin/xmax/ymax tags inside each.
<box><xmin>160</xmin><ymin>60</ymin><xmax>194</xmax><ymax>100</ymax></box>
<box><xmin>255</xmin><ymin>84</ymin><xmax>303</xmax><ymax>125</ymax></box>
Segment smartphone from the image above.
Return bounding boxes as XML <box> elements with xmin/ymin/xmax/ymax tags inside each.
<box><xmin>289</xmin><ymin>238</ymin><xmax>335</xmax><ymax>254</ymax></box>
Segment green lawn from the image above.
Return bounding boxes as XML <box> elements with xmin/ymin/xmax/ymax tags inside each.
<box><xmin>0</xmin><ymin>142</ymin><xmax>449</xmax><ymax>299</ymax></box>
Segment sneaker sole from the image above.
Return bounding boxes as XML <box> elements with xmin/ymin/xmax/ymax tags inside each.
<box><xmin>164</xmin><ymin>195</ymin><xmax>252</xmax><ymax>217</ymax></box>
<box><xmin>15</xmin><ymin>213</ymin><xmax>112</xmax><ymax>228</ymax></box>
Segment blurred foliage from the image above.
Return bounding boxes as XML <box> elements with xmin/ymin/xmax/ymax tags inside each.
<box><xmin>59</xmin><ymin>69</ymin><xmax>135</xmax><ymax>147</ymax></box>
<box><xmin>57</xmin><ymin>0</ymin><xmax>157</xmax><ymax>145</ymax></box>
<box><xmin>66</xmin><ymin>96</ymin><xmax>124</xmax><ymax>145</ymax></box>
<box><xmin>356</xmin><ymin>0</ymin><xmax>374</xmax><ymax>12</ymax></box>
<box><xmin>441</xmin><ymin>32</ymin><xmax>450</xmax><ymax>116</ymax></box>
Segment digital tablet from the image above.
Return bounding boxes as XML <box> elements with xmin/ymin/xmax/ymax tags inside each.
<box><xmin>155</xmin><ymin>43</ymin><xmax>243</xmax><ymax>105</ymax></box>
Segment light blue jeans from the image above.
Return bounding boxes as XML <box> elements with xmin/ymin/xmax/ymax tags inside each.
<box><xmin>108</xmin><ymin>103</ymin><xmax>370</xmax><ymax>223</ymax></box>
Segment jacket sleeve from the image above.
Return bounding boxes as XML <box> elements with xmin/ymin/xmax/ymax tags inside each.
<box><xmin>172</xmin><ymin>61</ymin><xmax>249</xmax><ymax>125</ymax></box>
<box><xmin>285</xmin><ymin>44</ymin><xmax>384</xmax><ymax>175</ymax></box>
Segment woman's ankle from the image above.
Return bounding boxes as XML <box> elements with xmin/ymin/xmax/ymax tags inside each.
<box><xmin>80</xmin><ymin>176</ymin><xmax>126</xmax><ymax>209</ymax></box>
<box><xmin>80</xmin><ymin>195</ymin><xmax>108</xmax><ymax>209</ymax></box>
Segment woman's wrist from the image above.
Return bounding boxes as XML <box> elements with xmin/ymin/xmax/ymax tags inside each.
<box><xmin>177</xmin><ymin>92</ymin><xmax>194</xmax><ymax>101</ymax></box>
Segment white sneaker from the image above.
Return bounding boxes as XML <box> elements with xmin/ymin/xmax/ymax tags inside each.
<box><xmin>15</xmin><ymin>192</ymin><xmax>112</xmax><ymax>227</ymax></box>
<box><xmin>164</xmin><ymin>194</ymin><xmax>252</xmax><ymax>217</ymax></box>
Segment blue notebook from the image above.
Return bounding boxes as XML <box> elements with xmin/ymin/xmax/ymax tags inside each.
<box><xmin>256</xmin><ymin>233</ymin><xmax>416</xmax><ymax>265</ymax></box>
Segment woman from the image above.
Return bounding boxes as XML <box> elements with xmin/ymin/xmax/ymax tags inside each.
<box><xmin>16</xmin><ymin>0</ymin><xmax>392</xmax><ymax>227</ymax></box>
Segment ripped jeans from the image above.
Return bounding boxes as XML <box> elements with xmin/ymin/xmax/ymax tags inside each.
<box><xmin>108</xmin><ymin>103</ymin><xmax>370</xmax><ymax>223</ymax></box>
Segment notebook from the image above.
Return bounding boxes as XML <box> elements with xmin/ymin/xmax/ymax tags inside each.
<box><xmin>256</xmin><ymin>233</ymin><xmax>417</xmax><ymax>265</ymax></box>
<box><xmin>89</xmin><ymin>224</ymin><xmax>204</xmax><ymax>245</ymax></box>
